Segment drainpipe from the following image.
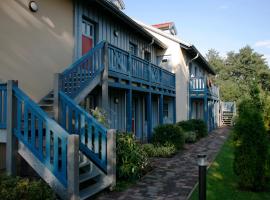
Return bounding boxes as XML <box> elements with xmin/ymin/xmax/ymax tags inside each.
<box><xmin>143</xmin><ymin>38</ymin><xmax>155</xmax><ymax>50</ymax></box>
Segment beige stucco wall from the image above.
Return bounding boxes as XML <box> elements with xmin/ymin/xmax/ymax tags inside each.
<box><xmin>138</xmin><ymin>25</ymin><xmax>189</xmax><ymax>122</ymax></box>
<box><xmin>0</xmin><ymin>0</ymin><xmax>74</xmax><ymax>101</ymax></box>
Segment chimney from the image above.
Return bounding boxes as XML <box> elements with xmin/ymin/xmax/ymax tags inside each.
<box><xmin>152</xmin><ymin>22</ymin><xmax>177</xmax><ymax>36</ymax></box>
<box><xmin>109</xmin><ymin>0</ymin><xmax>125</xmax><ymax>10</ymax></box>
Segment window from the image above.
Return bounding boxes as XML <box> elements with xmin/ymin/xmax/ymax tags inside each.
<box><xmin>144</xmin><ymin>51</ymin><xmax>151</xmax><ymax>62</ymax></box>
<box><xmin>129</xmin><ymin>42</ymin><xmax>137</xmax><ymax>56</ymax></box>
<box><xmin>163</xmin><ymin>103</ymin><xmax>169</xmax><ymax>118</ymax></box>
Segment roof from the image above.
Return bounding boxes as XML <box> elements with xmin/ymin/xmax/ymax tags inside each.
<box><xmin>91</xmin><ymin>0</ymin><xmax>167</xmax><ymax>49</ymax></box>
<box><xmin>152</xmin><ymin>22</ymin><xmax>177</xmax><ymax>35</ymax></box>
<box><xmin>136</xmin><ymin>20</ymin><xmax>215</xmax><ymax>75</ymax></box>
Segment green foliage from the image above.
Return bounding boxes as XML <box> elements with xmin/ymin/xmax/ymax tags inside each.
<box><xmin>206</xmin><ymin>46</ymin><xmax>270</xmax><ymax>102</ymax></box>
<box><xmin>91</xmin><ymin>107</ymin><xmax>109</xmax><ymax>127</ymax></box>
<box><xmin>142</xmin><ymin>143</ymin><xmax>177</xmax><ymax>158</ymax></box>
<box><xmin>184</xmin><ymin>131</ymin><xmax>197</xmax><ymax>143</ymax></box>
<box><xmin>152</xmin><ymin>124</ymin><xmax>185</xmax><ymax>150</ymax></box>
<box><xmin>233</xmin><ymin>99</ymin><xmax>268</xmax><ymax>190</ymax></box>
<box><xmin>0</xmin><ymin>175</ymin><xmax>56</xmax><ymax>200</ymax></box>
<box><xmin>178</xmin><ymin>119</ymin><xmax>208</xmax><ymax>139</ymax></box>
<box><xmin>116</xmin><ymin>133</ymin><xmax>149</xmax><ymax>180</ymax></box>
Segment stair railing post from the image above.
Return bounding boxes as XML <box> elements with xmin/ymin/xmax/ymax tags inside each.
<box><xmin>102</xmin><ymin>42</ymin><xmax>109</xmax><ymax>111</ymax></box>
<box><xmin>107</xmin><ymin>129</ymin><xmax>116</xmax><ymax>189</ymax></box>
<box><xmin>53</xmin><ymin>73</ymin><xmax>61</xmax><ymax>122</ymax></box>
<box><xmin>6</xmin><ymin>80</ymin><xmax>18</xmax><ymax>175</ymax></box>
<box><xmin>67</xmin><ymin>134</ymin><xmax>79</xmax><ymax>200</ymax></box>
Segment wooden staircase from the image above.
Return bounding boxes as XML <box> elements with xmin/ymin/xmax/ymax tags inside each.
<box><xmin>1</xmin><ymin>41</ymin><xmax>116</xmax><ymax>200</ymax></box>
<box><xmin>222</xmin><ymin>111</ymin><xmax>234</xmax><ymax>126</ymax></box>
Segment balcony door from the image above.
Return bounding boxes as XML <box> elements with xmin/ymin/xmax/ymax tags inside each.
<box><xmin>82</xmin><ymin>19</ymin><xmax>95</xmax><ymax>55</ymax></box>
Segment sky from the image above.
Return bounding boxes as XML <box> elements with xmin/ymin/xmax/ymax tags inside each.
<box><xmin>123</xmin><ymin>0</ymin><xmax>270</xmax><ymax>65</ymax></box>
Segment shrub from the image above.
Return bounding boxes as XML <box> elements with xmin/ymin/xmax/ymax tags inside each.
<box><xmin>233</xmin><ymin>99</ymin><xmax>268</xmax><ymax>190</ymax></box>
<box><xmin>142</xmin><ymin>143</ymin><xmax>177</xmax><ymax>158</ymax></box>
<box><xmin>178</xmin><ymin>119</ymin><xmax>208</xmax><ymax>139</ymax></box>
<box><xmin>152</xmin><ymin>124</ymin><xmax>184</xmax><ymax>150</ymax></box>
<box><xmin>0</xmin><ymin>175</ymin><xmax>56</xmax><ymax>200</ymax></box>
<box><xmin>184</xmin><ymin>131</ymin><xmax>197</xmax><ymax>143</ymax></box>
<box><xmin>116</xmin><ymin>133</ymin><xmax>149</xmax><ymax>180</ymax></box>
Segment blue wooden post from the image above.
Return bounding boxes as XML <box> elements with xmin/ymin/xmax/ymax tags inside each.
<box><xmin>203</xmin><ymin>96</ymin><xmax>208</xmax><ymax>131</ymax></box>
<box><xmin>189</xmin><ymin>98</ymin><xmax>193</xmax><ymax>120</ymax></box>
<box><xmin>147</xmin><ymin>93</ymin><xmax>152</xmax><ymax>141</ymax></box>
<box><xmin>159</xmin><ymin>94</ymin><xmax>163</xmax><ymax>124</ymax></box>
<box><xmin>173</xmin><ymin>97</ymin><xmax>176</xmax><ymax>123</ymax></box>
<box><xmin>126</xmin><ymin>89</ymin><xmax>132</xmax><ymax>133</ymax></box>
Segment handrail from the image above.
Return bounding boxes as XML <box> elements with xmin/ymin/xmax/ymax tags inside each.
<box><xmin>0</xmin><ymin>83</ymin><xmax>7</xmax><ymax>129</ymax></box>
<box><xmin>108</xmin><ymin>43</ymin><xmax>175</xmax><ymax>89</ymax></box>
<box><xmin>189</xmin><ymin>77</ymin><xmax>219</xmax><ymax>97</ymax></box>
<box><xmin>13</xmin><ymin>86</ymin><xmax>69</xmax><ymax>186</ymax></box>
<box><xmin>60</xmin><ymin>41</ymin><xmax>106</xmax><ymax>98</ymax></box>
<box><xmin>59</xmin><ymin>91</ymin><xmax>108</xmax><ymax>173</ymax></box>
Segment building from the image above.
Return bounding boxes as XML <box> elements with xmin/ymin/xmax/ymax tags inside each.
<box><xmin>0</xmin><ymin>0</ymin><xmax>175</xmax><ymax>199</ymax></box>
<box><xmin>0</xmin><ymin>0</ymin><xmax>219</xmax><ymax>199</ymax></box>
<box><xmin>137</xmin><ymin>20</ymin><xmax>220</xmax><ymax>131</ymax></box>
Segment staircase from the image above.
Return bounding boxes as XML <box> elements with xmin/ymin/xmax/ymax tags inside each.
<box><xmin>221</xmin><ymin>102</ymin><xmax>236</xmax><ymax>126</ymax></box>
<box><xmin>222</xmin><ymin>111</ymin><xmax>234</xmax><ymax>126</ymax></box>
<box><xmin>2</xmin><ymin>41</ymin><xmax>116</xmax><ymax>200</ymax></box>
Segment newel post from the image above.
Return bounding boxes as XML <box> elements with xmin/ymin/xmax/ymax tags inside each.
<box><xmin>67</xmin><ymin>134</ymin><xmax>80</xmax><ymax>200</ymax></box>
<box><xmin>107</xmin><ymin>129</ymin><xmax>116</xmax><ymax>189</ymax></box>
<box><xmin>53</xmin><ymin>73</ymin><xmax>61</xmax><ymax>122</ymax></box>
<box><xmin>6</xmin><ymin>80</ymin><xmax>18</xmax><ymax>175</ymax></box>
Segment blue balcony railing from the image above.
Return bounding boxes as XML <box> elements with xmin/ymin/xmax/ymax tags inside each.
<box><xmin>108</xmin><ymin>44</ymin><xmax>175</xmax><ymax>89</ymax></box>
<box><xmin>189</xmin><ymin>77</ymin><xmax>219</xmax><ymax>98</ymax></box>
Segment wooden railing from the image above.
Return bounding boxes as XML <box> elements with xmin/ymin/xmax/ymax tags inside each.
<box><xmin>59</xmin><ymin>92</ymin><xmax>108</xmax><ymax>173</ymax></box>
<box><xmin>108</xmin><ymin>44</ymin><xmax>175</xmax><ymax>89</ymax></box>
<box><xmin>189</xmin><ymin>77</ymin><xmax>219</xmax><ymax>97</ymax></box>
<box><xmin>0</xmin><ymin>83</ymin><xmax>7</xmax><ymax>129</ymax></box>
<box><xmin>13</xmin><ymin>86</ymin><xmax>69</xmax><ymax>186</ymax></box>
<box><xmin>60</xmin><ymin>42</ymin><xmax>106</xmax><ymax>98</ymax></box>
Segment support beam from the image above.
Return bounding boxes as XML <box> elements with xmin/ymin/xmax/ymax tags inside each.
<box><xmin>159</xmin><ymin>94</ymin><xmax>163</xmax><ymax>124</ymax></box>
<box><xmin>67</xmin><ymin>134</ymin><xmax>79</xmax><ymax>200</ymax></box>
<box><xmin>6</xmin><ymin>80</ymin><xmax>18</xmax><ymax>175</ymax></box>
<box><xmin>147</xmin><ymin>93</ymin><xmax>152</xmax><ymax>141</ymax></box>
<box><xmin>53</xmin><ymin>73</ymin><xmax>61</xmax><ymax>122</ymax></box>
<box><xmin>126</xmin><ymin>89</ymin><xmax>132</xmax><ymax>132</ymax></box>
<box><xmin>189</xmin><ymin>98</ymin><xmax>193</xmax><ymax>120</ymax></box>
<box><xmin>203</xmin><ymin>97</ymin><xmax>208</xmax><ymax>131</ymax></box>
<box><xmin>173</xmin><ymin>97</ymin><xmax>176</xmax><ymax>123</ymax></box>
<box><xmin>102</xmin><ymin>42</ymin><xmax>109</xmax><ymax>111</ymax></box>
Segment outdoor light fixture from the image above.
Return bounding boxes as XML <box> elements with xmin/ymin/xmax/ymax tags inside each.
<box><xmin>114</xmin><ymin>30</ymin><xmax>119</xmax><ymax>37</ymax></box>
<box><xmin>114</xmin><ymin>97</ymin><xmax>119</xmax><ymax>104</ymax></box>
<box><xmin>197</xmin><ymin>154</ymin><xmax>207</xmax><ymax>200</ymax></box>
<box><xmin>29</xmin><ymin>1</ymin><xmax>38</xmax><ymax>12</ymax></box>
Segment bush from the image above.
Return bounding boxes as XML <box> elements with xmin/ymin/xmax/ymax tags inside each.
<box><xmin>184</xmin><ymin>131</ymin><xmax>197</xmax><ymax>143</ymax></box>
<box><xmin>233</xmin><ymin>99</ymin><xmax>268</xmax><ymax>190</ymax></box>
<box><xmin>142</xmin><ymin>143</ymin><xmax>177</xmax><ymax>158</ymax></box>
<box><xmin>116</xmin><ymin>133</ymin><xmax>149</xmax><ymax>180</ymax></box>
<box><xmin>0</xmin><ymin>175</ymin><xmax>56</xmax><ymax>200</ymax></box>
<box><xmin>152</xmin><ymin>124</ymin><xmax>184</xmax><ymax>150</ymax></box>
<box><xmin>178</xmin><ymin>119</ymin><xmax>208</xmax><ymax>139</ymax></box>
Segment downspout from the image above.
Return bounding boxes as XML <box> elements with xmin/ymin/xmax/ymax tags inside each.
<box><xmin>142</xmin><ymin>38</ymin><xmax>155</xmax><ymax>50</ymax></box>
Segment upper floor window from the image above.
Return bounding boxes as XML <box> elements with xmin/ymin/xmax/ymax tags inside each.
<box><xmin>129</xmin><ymin>42</ymin><xmax>137</xmax><ymax>56</ymax></box>
<box><xmin>144</xmin><ymin>51</ymin><xmax>151</xmax><ymax>62</ymax></box>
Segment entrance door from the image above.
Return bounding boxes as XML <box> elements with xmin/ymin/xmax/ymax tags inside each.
<box><xmin>82</xmin><ymin>19</ymin><xmax>95</xmax><ymax>55</ymax></box>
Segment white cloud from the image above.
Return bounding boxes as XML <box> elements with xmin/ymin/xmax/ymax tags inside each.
<box><xmin>262</xmin><ymin>54</ymin><xmax>270</xmax><ymax>66</ymax></box>
<box><xmin>254</xmin><ymin>40</ymin><xmax>270</xmax><ymax>48</ymax></box>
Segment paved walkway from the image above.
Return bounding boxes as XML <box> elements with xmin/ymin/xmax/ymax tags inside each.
<box><xmin>97</xmin><ymin>127</ymin><xmax>230</xmax><ymax>200</ymax></box>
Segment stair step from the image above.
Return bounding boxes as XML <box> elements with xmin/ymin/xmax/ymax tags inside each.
<box><xmin>79</xmin><ymin>170</ymin><xmax>100</xmax><ymax>183</ymax></box>
<box><xmin>79</xmin><ymin>160</ymin><xmax>91</xmax><ymax>169</ymax></box>
<box><xmin>79</xmin><ymin>181</ymin><xmax>109</xmax><ymax>200</ymax></box>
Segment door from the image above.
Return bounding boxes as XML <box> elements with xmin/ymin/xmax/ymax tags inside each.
<box><xmin>82</xmin><ymin>19</ymin><xmax>95</xmax><ymax>55</ymax></box>
<box><xmin>132</xmin><ymin>97</ymin><xmax>143</xmax><ymax>140</ymax></box>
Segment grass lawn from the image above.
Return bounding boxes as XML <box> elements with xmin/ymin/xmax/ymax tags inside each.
<box><xmin>189</xmin><ymin>134</ymin><xmax>270</xmax><ymax>200</ymax></box>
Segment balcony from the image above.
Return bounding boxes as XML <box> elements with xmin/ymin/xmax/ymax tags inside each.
<box><xmin>189</xmin><ymin>77</ymin><xmax>219</xmax><ymax>99</ymax></box>
<box><xmin>108</xmin><ymin>44</ymin><xmax>175</xmax><ymax>95</ymax></box>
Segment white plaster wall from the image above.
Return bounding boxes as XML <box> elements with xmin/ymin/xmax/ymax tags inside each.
<box><xmin>138</xmin><ymin>26</ymin><xmax>189</xmax><ymax>122</ymax></box>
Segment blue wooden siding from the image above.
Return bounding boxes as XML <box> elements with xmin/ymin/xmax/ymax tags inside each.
<box><xmin>75</xmin><ymin>1</ymin><xmax>159</xmax><ymax>63</ymax></box>
<box><xmin>0</xmin><ymin>83</ymin><xmax>7</xmax><ymax>129</ymax></box>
